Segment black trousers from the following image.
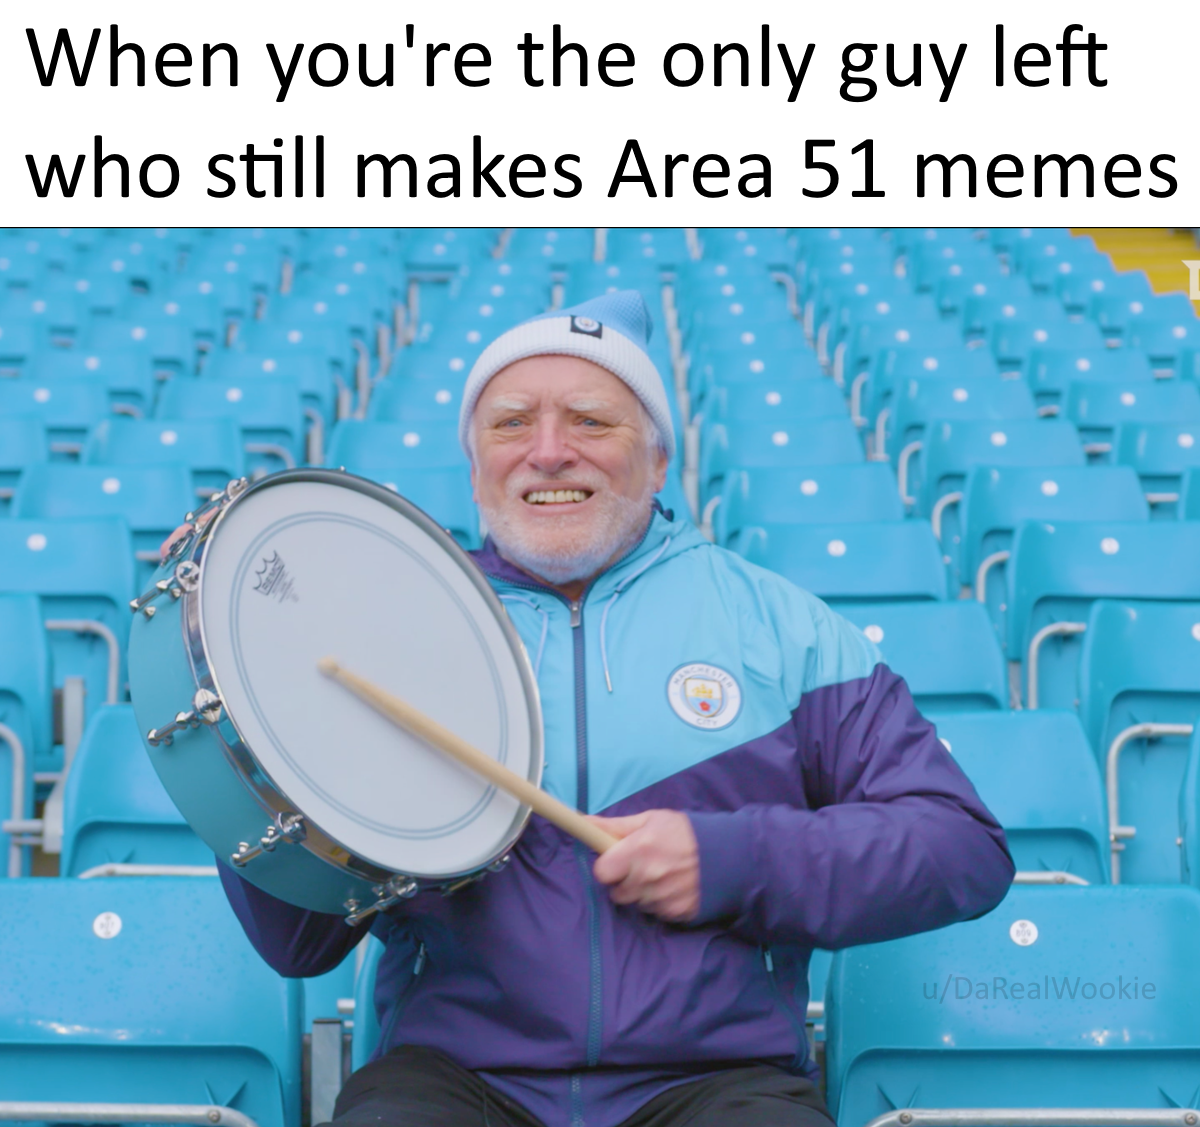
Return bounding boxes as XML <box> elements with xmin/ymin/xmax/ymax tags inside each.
<box><xmin>324</xmin><ymin>1045</ymin><xmax>833</xmax><ymax>1127</ymax></box>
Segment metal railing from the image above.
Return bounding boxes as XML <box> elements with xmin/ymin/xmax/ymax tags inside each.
<box><xmin>45</xmin><ymin>620</ymin><xmax>120</xmax><ymax>706</ymax></box>
<box><xmin>863</xmin><ymin>1110</ymin><xmax>1200</xmax><ymax>1127</ymax></box>
<box><xmin>0</xmin><ymin>722</ymin><xmax>28</xmax><ymax>878</ymax></box>
<box><xmin>931</xmin><ymin>492</ymin><xmax>963</xmax><ymax>541</ymax></box>
<box><xmin>897</xmin><ymin>440</ymin><xmax>922</xmax><ymax>507</ymax></box>
<box><xmin>0</xmin><ymin>1103</ymin><xmax>258</xmax><ymax>1127</ymax></box>
<box><xmin>975</xmin><ymin>550</ymin><xmax>1011</xmax><ymax>603</ymax></box>
<box><xmin>1025</xmin><ymin>621</ymin><xmax>1087</xmax><ymax>709</ymax></box>
<box><xmin>1106</xmin><ymin>720</ymin><xmax>1195</xmax><ymax>883</ymax></box>
<box><xmin>78</xmin><ymin>863</ymin><xmax>219</xmax><ymax>879</ymax></box>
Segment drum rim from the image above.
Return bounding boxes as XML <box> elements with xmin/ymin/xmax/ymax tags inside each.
<box><xmin>181</xmin><ymin>467</ymin><xmax>545</xmax><ymax>887</ymax></box>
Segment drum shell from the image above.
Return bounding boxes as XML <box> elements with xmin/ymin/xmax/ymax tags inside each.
<box><xmin>128</xmin><ymin>555</ymin><xmax>378</xmax><ymax>914</ymax></box>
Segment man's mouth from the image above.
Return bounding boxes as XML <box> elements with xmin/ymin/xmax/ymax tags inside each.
<box><xmin>522</xmin><ymin>489</ymin><xmax>593</xmax><ymax>505</ymax></box>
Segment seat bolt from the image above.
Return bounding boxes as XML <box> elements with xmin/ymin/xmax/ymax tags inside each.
<box><xmin>207</xmin><ymin>1112</ymin><xmax>221</xmax><ymax>1124</ymax></box>
<box><xmin>899</xmin><ymin>1115</ymin><xmax>913</xmax><ymax>1125</ymax></box>
<box><xmin>1185</xmin><ymin>1114</ymin><xmax>1197</xmax><ymax>1125</ymax></box>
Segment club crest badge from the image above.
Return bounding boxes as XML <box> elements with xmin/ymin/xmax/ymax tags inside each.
<box><xmin>570</xmin><ymin>315</ymin><xmax>603</xmax><ymax>338</ymax></box>
<box><xmin>667</xmin><ymin>663</ymin><xmax>742</xmax><ymax>730</ymax></box>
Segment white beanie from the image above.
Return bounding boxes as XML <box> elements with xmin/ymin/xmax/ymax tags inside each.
<box><xmin>458</xmin><ymin>290</ymin><xmax>676</xmax><ymax>461</ymax></box>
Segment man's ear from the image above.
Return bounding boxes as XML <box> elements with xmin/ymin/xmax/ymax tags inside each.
<box><xmin>652</xmin><ymin>446</ymin><xmax>669</xmax><ymax>494</ymax></box>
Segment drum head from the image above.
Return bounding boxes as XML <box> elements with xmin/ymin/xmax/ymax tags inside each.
<box><xmin>195</xmin><ymin>473</ymin><xmax>541</xmax><ymax>881</ymax></box>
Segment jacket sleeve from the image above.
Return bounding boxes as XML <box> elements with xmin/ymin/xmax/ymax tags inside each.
<box><xmin>218</xmin><ymin>861</ymin><xmax>372</xmax><ymax>977</ymax></box>
<box><xmin>688</xmin><ymin>658</ymin><xmax>1015</xmax><ymax>948</ymax></box>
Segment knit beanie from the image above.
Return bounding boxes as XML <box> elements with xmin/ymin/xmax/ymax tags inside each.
<box><xmin>457</xmin><ymin>290</ymin><xmax>676</xmax><ymax>461</ymax></box>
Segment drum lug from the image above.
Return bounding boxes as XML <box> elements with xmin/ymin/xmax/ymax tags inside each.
<box><xmin>343</xmin><ymin>875</ymin><xmax>418</xmax><ymax>926</ymax></box>
<box><xmin>230</xmin><ymin>811</ymin><xmax>307</xmax><ymax>868</ymax></box>
<box><xmin>487</xmin><ymin>853</ymin><xmax>511</xmax><ymax>873</ymax></box>
<box><xmin>130</xmin><ymin>560</ymin><xmax>201</xmax><ymax>618</ymax></box>
<box><xmin>147</xmin><ymin>688</ymin><xmax>222</xmax><ymax>747</ymax></box>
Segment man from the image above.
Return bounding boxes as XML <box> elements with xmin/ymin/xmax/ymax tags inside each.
<box><xmin>218</xmin><ymin>290</ymin><xmax>1014</xmax><ymax>1127</ymax></box>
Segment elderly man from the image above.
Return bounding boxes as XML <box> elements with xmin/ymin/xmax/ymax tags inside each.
<box><xmin>218</xmin><ymin>290</ymin><xmax>1014</xmax><ymax>1127</ymax></box>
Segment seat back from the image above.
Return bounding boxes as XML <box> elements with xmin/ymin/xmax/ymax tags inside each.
<box><xmin>826</xmin><ymin>885</ymin><xmax>1200</xmax><ymax>1125</ymax></box>
<box><xmin>61</xmin><ymin>704</ymin><xmax>211</xmax><ymax>877</ymax></box>
<box><xmin>1067</xmin><ymin>379</ymin><xmax>1200</xmax><ymax>453</ymax></box>
<box><xmin>0</xmin><ymin>378</ymin><xmax>112</xmax><ymax>452</ymax></box>
<box><xmin>839</xmin><ymin>602</ymin><xmax>1006</xmax><ymax>711</ymax></box>
<box><xmin>715</xmin><ymin>464</ymin><xmax>903</xmax><ymax>545</ymax></box>
<box><xmin>0</xmin><ymin>414</ymin><xmax>47</xmax><ymax>511</ymax></box>
<box><xmin>83</xmin><ymin>416</ymin><xmax>246</xmax><ymax>499</ymax></box>
<box><xmin>960</xmin><ymin>464</ymin><xmax>1149</xmax><ymax>621</ymax></box>
<box><xmin>0</xmin><ymin>877</ymin><xmax>302</xmax><ymax>1127</ymax></box>
<box><xmin>924</xmin><ymin>710</ymin><xmax>1108</xmax><ymax>882</ymax></box>
<box><xmin>733</xmin><ymin>521</ymin><xmax>946</xmax><ymax>603</ymax></box>
<box><xmin>887</xmin><ymin>375</ymin><xmax>1036</xmax><ymax>464</ymax></box>
<box><xmin>1007</xmin><ymin>521</ymin><xmax>1200</xmax><ymax>711</ymax></box>
<box><xmin>1078</xmin><ymin>599</ymin><xmax>1200</xmax><ymax>883</ymax></box>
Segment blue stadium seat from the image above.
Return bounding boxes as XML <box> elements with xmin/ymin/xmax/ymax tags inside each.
<box><xmin>0</xmin><ymin>414</ymin><xmax>47</xmax><ymax>514</ymax></box>
<box><xmin>710</xmin><ymin>464</ymin><xmax>903</xmax><ymax>546</ymax></box>
<box><xmin>0</xmin><ymin>378</ymin><xmax>115</xmax><ymax>456</ymax></box>
<box><xmin>960</xmin><ymin>465</ymin><xmax>1149</xmax><ymax>623</ymax></box>
<box><xmin>80</xmin><ymin>317</ymin><xmax>198</xmax><ymax>379</ymax></box>
<box><xmin>0</xmin><ymin>876</ymin><xmax>302</xmax><ymax>1127</ymax></box>
<box><xmin>700</xmin><ymin>418</ymin><xmax>864</xmax><ymax>507</ymax></box>
<box><xmin>1182</xmin><ymin>467</ymin><xmax>1200</xmax><ymax>520</ymax></box>
<box><xmin>367</xmin><ymin>378</ymin><xmax>465</xmax><ymax>424</ymax></box>
<box><xmin>925</xmin><ymin>710</ymin><xmax>1108</xmax><ymax>882</ymax></box>
<box><xmin>826</xmin><ymin>885</ymin><xmax>1200</xmax><ymax>1124</ymax></box>
<box><xmin>1114</xmin><ymin>420</ymin><xmax>1200</xmax><ymax>518</ymax></box>
<box><xmin>504</xmin><ymin>227</ymin><xmax>595</xmax><ymax>263</ymax></box>
<box><xmin>879</xmin><ymin>375</ymin><xmax>1036</xmax><ymax>466</ymax></box>
<box><xmin>962</xmin><ymin>293</ymin><xmax>1066</xmax><ymax>340</ymax></box>
<box><xmin>60</xmin><ymin>704</ymin><xmax>212</xmax><ymax>878</ymax></box>
<box><xmin>0</xmin><ymin>594</ymin><xmax>52</xmax><ymax>875</ymax></box>
<box><xmin>855</xmin><ymin>344</ymin><xmax>1000</xmax><ymax>432</ymax></box>
<box><xmin>0</xmin><ymin>518</ymin><xmax>135</xmax><ymax>758</ymax></box>
<box><xmin>839</xmin><ymin>601</ymin><xmax>1007</xmax><ymax>711</ymax></box>
<box><xmin>204</xmin><ymin>348</ymin><xmax>343</xmax><ymax>423</ymax></box>
<box><xmin>1179</xmin><ymin>727</ymin><xmax>1200</xmax><ymax>890</ymax></box>
<box><xmin>691</xmin><ymin>349</ymin><xmax>824</xmax><ymax>411</ymax></box>
<box><xmin>12</xmin><ymin>463</ymin><xmax>194</xmax><ymax>586</ymax></box>
<box><xmin>157</xmin><ymin>375</ymin><xmax>308</xmax><ymax>472</ymax></box>
<box><xmin>1066</xmin><ymin>379</ymin><xmax>1200</xmax><ymax>458</ymax></box>
<box><xmin>83</xmin><ymin>416</ymin><xmax>245</xmax><ymax>500</ymax></box>
<box><xmin>733</xmin><ymin>520</ymin><xmax>946</xmax><ymax>603</ymax></box>
<box><xmin>700</xmin><ymin>379</ymin><xmax>848</xmax><ymax>427</ymax></box>
<box><xmin>1007</xmin><ymin>520</ymin><xmax>1200</xmax><ymax>711</ymax></box>
<box><xmin>32</xmin><ymin>348</ymin><xmax>159</xmax><ymax>414</ymax></box>
<box><xmin>1027</xmin><ymin>345</ymin><xmax>1154</xmax><ymax>408</ymax></box>
<box><xmin>1077</xmin><ymin>599</ymin><xmax>1200</xmax><ymax>883</ymax></box>
<box><xmin>327</xmin><ymin>422</ymin><xmax>477</xmax><ymax>548</ymax></box>
<box><xmin>990</xmin><ymin>318</ymin><xmax>1106</xmax><ymax>373</ymax></box>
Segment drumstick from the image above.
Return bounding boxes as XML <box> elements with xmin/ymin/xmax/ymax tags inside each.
<box><xmin>318</xmin><ymin>657</ymin><xmax>617</xmax><ymax>855</ymax></box>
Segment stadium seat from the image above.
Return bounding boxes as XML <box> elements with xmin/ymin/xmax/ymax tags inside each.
<box><xmin>699</xmin><ymin>379</ymin><xmax>848</xmax><ymax>429</ymax></box>
<box><xmin>157</xmin><ymin>374</ymin><xmax>309</xmax><ymax>472</ymax></box>
<box><xmin>990</xmin><ymin>318</ymin><xmax>1106</xmax><ymax>373</ymax></box>
<box><xmin>925</xmin><ymin>710</ymin><xmax>1108</xmax><ymax>882</ymax></box>
<box><xmin>826</xmin><ymin>885</ymin><xmax>1200</xmax><ymax>1124</ymax></box>
<box><xmin>1065</xmin><ymin>379</ymin><xmax>1200</xmax><ymax>460</ymax></box>
<box><xmin>60</xmin><ymin>704</ymin><xmax>212</xmax><ymax>878</ymax></box>
<box><xmin>960</xmin><ymin>464</ymin><xmax>1149</xmax><ymax>620</ymax></box>
<box><xmin>0</xmin><ymin>595</ymin><xmax>53</xmax><ymax>876</ymax></box>
<box><xmin>1027</xmin><ymin>345</ymin><xmax>1155</xmax><ymax>409</ymax></box>
<box><xmin>839</xmin><ymin>601</ymin><xmax>1007</xmax><ymax>711</ymax></box>
<box><xmin>0</xmin><ymin>518</ymin><xmax>135</xmax><ymax>762</ymax></box>
<box><xmin>733</xmin><ymin>520</ymin><xmax>946</xmax><ymax>603</ymax></box>
<box><xmin>710</xmin><ymin>464</ymin><xmax>903</xmax><ymax>545</ymax></box>
<box><xmin>0</xmin><ymin>876</ymin><xmax>302</xmax><ymax>1127</ymax></box>
<box><xmin>12</xmin><ymin>463</ymin><xmax>194</xmax><ymax>586</ymax></box>
<box><xmin>700</xmin><ymin>418</ymin><xmax>864</xmax><ymax>507</ymax></box>
<box><xmin>855</xmin><ymin>344</ymin><xmax>1001</xmax><ymax>432</ymax></box>
<box><xmin>0</xmin><ymin>378</ymin><xmax>116</xmax><ymax>457</ymax></box>
<box><xmin>204</xmin><ymin>348</ymin><xmax>343</xmax><ymax>424</ymax></box>
<box><xmin>1114</xmin><ymin>421</ymin><xmax>1200</xmax><ymax>517</ymax></box>
<box><xmin>1077</xmin><ymin>599</ymin><xmax>1200</xmax><ymax>883</ymax></box>
<box><xmin>327</xmin><ymin>422</ymin><xmax>477</xmax><ymax>548</ymax></box>
<box><xmin>367</xmin><ymin>377</ymin><xmax>465</xmax><ymax>424</ymax></box>
<box><xmin>0</xmin><ymin>414</ymin><xmax>47</xmax><ymax>514</ymax></box>
<box><xmin>878</xmin><ymin>375</ymin><xmax>1037</xmax><ymax>466</ymax></box>
<box><xmin>1182</xmin><ymin>467</ymin><xmax>1200</xmax><ymax>520</ymax></box>
<box><xmin>83</xmin><ymin>416</ymin><xmax>246</xmax><ymax>500</ymax></box>
<box><xmin>1007</xmin><ymin>520</ymin><xmax>1200</xmax><ymax>711</ymax></box>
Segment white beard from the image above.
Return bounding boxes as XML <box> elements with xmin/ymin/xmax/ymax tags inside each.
<box><xmin>480</xmin><ymin>480</ymin><xmax>655</xmax><ymax>587</ymax></box>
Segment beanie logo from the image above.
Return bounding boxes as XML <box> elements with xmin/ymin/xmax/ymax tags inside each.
<box><xmin>570</xmin><ymin>315</ymin><xmax>603</xmax><ymax>338</ymax></box>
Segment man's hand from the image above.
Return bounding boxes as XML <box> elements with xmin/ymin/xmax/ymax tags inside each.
<box><xmin>589</xmin><ymin>810</ymin><xmax>700</xmax><ymax>923</ymax></box>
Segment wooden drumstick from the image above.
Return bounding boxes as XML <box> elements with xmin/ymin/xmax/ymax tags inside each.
<box><xmin>318</xmin><ymin>657</ymin><xmax>617</xmax><ymax>855</ymax></box>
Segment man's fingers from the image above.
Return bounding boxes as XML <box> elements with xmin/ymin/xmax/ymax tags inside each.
<box><xmin>592</xmin><ymin>835</ymin><xmax>636</xmax><ymax>886</ymax></box>
<box><xmin>587</xmin><ymin>812</ymin><xmax>651</xmax><ymax>841</ymax></box>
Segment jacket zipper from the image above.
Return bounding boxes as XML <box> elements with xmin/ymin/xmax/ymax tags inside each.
<box><xmin>762</xmin><ymin>945</ymin><xmax>808</xmax><ymax>1070</ymax></box>
<box><xmin>378</xmin><ymin>940</ymin><xmax>426</xmax><ymax>1054</ymax></box>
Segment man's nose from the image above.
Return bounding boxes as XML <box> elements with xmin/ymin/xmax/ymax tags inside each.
<box><xmin>526</xmin><ymin>416</ymin><xmax>578</xmax><ymax>474</ymax></box>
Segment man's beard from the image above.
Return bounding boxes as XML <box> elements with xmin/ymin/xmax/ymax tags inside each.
<box><xmin>480</xmin><ymin>473</ymin><xmax>655</xmax><ymax>587</ymax></box>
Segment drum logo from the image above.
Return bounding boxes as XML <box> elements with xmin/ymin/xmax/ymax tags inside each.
<box><xmin>666</xmin><ymin>663</ymin><xmax>742</xmax><ymax>730</ymax></box>
<box><xmin>252</xmin><ymin>551</ymin><xmax>299</xmax><ymax>603</ymax></box>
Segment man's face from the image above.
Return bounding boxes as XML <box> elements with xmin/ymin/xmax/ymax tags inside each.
<box><xmin>470</xmin><ymin>355</ymin><xmax>668</xmax><ymax>589</ymax></box>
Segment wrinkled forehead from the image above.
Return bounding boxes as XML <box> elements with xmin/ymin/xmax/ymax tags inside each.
<box><xmin>473</xmin><ymin>354</ymin><xmax>640</xmax><ymax>418</ymax></box>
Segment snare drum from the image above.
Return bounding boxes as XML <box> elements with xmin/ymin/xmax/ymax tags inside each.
<box><xmin>127</xmin><ymin>469</ymin><xmax>543</xmax><ymax>922</ymax></box>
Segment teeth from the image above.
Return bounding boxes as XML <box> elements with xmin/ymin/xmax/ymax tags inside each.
<box><xmin>525</xmin><ymin>490</ymin><xmax>590</xmax><ymax>504</ymax></box>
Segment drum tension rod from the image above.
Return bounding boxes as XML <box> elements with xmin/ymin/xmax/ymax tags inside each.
<box><xmin>230</xmin><ymin>811</ymin><xmax>308</xmax><ymax>869</ymax></box>
<box><xmin>147</xmin><ymin>688</ymin><xmax>223</xmax><ymax>747</ymax></box>
<box><xmin>343</xmin><ymin>876</ymin><xmax>419</xmax><ymax>927</ymax></box>
<box><xmin>130</xmin><ymin>560</ymin><xmax>201</xmax><ymax>619</ymax></box>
